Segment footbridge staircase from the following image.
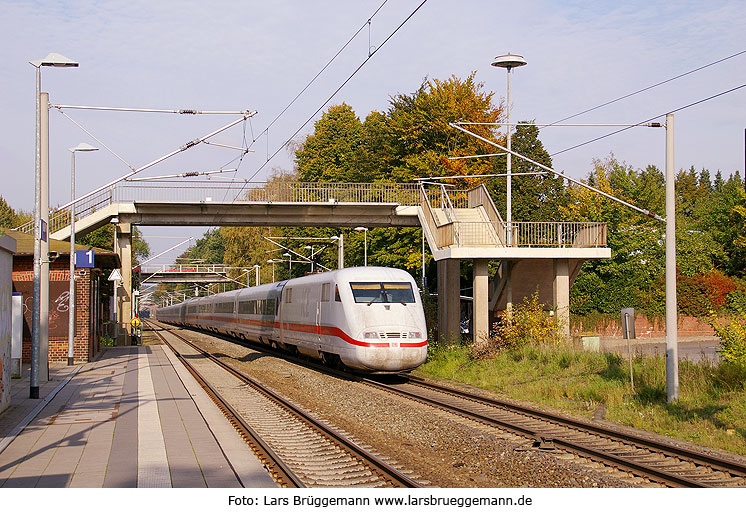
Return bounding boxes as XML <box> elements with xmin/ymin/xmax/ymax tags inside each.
<box><xmin>417</xmin><ymin>183</ymin><xmax>609</xmax><ymax>342</ymax></box>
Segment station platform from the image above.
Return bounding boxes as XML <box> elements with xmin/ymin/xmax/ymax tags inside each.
<box><xmin>0</xmin><ymin>345</ymin><xmax>277</xmax><ymax>488</ymax></box>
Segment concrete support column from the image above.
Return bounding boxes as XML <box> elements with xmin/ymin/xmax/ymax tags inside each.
<box><xmin>437</xmin><ymin>259</ymin><xmax>460</xmax><ymax>344</ymax></box>
<box><xmin>553</xmin><ymin>258</ymin><xmax>570</xmax><ymax>339</ymax></box>
<box><xmin>472</xmin><ymin>259</ymin><xmax>490</xmax><ymax>345</ymax></box>
<box><xmin>505</xmin><ymin>260</ymin><xmax>513</xmax><ymax>316</ymax></box>
<box><xmin>116</xmin><ymin>223</ymin><xmax>132</xmax><ymax>346</ymax></box>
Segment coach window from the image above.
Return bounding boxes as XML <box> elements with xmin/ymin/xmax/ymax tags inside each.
<box><xmin>285</xmin><ymin>288</ymin><xmax>292</xmax><ymax>303</ymax></box>
<box><xmin>321</xmin><ymin>283</ymin><xmax>330</xmax><ymax>302</ymax></box>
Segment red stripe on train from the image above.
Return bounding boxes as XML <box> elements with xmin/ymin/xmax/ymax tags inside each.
<box><xmin>192</xmin><ymin>315</ymin><xmax>427</xmax><ymax>348</ymax></box>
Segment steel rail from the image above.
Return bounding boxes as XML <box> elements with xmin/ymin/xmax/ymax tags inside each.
<box><xmin>402</xmin><ymin>375</ymin><xmax>746</xmax><ymax>479</ymax></box>
<box><xmin>152</xmin><ymin>321</ymin><xmax>421</xmax><ymax>488</ymax></box>
<box><xmin>147</xmin><ymin>321</ymin><xmax>305</xmax><ymax>487</ymax></box>
<box><xmin>150</xmin><ymin>322</ymin><xmax>746</xmax><ymax>487</ymax></box>
<box><xmin>363</xmin><ymin>378</ymin><xmax>710</xmax><ymax>488</ymax></box>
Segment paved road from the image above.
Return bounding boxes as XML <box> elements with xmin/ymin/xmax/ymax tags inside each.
<box><xmin>600</xmin><ymin>337</ymin><xmax>722</xmax><ymax>363</ymax></box>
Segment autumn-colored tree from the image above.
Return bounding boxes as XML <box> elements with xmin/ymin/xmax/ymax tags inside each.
<box><xmin>384</xmin><ymin>73</ymin><xmax>502</xmax><ymax>186</ymax></box>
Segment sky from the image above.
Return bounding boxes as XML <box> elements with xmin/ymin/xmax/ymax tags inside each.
<box><xmin>1</xmin><ymin>0</ymin><xmax>745</xmax><ymax>264</ymax></box>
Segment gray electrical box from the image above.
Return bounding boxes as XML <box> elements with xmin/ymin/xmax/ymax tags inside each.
<box><xmin>621</xmin><ymin>308</ymin><xmax>635</xmax><ymax>340</ymax></box>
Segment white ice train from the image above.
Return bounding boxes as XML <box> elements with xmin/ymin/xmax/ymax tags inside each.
<box><xmin>156</xmin><ymin>267</ymin><xmax>428</xmax><ymax>373</ymax></box>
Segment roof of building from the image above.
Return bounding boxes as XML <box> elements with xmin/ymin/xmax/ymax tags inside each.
<box><xmin>0</xmin><ymin>228</ymin><xmax>120</xmax><ymax>267</ymax></box>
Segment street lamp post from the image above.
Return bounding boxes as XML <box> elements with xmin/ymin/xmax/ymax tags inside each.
<box><xmin>253</xmin><ymin>264</ymin><xmax>261</xmax><ymax>286</ymax></box>
<box><xmin>283</xmin><ymin>252</ymin><xmax>292</xmax><ymax>279</ymax></box>
<box><xmin>330</xmin><ymin>235</ymin><xmax>344</xmax><ymax>269</ymax></box>
<box><xmin>491</xmin><ymin>53</ymin><xmax>527</xmax><ymax>238</ymax></box>
<box><xmin>304</xmin><ymin>245</ymin><xmax>315</xmax><ymax>272</ymax></box>
<box><xmin>267</xmin><ymin>259</ymin><xmax>278</xmax><ymax>283</ymax></box>
<box><xmin>491</xmin><ymin>53</ymin><xmax>526</xmax><ymax>319</ymax></box>
<box><xmin>29</xmin><ymin>53</ymin><xmax>78</xmax><ymax>399</ymax></box>
<box><xmin>354</xmin><ymin>227</ymin><xmax>368</xmax><ymax>266</ymax></box>
<box><xmin>67</xmin><ymin>143</ymin><xmax>98</xmax><ymax>366</ymax></box>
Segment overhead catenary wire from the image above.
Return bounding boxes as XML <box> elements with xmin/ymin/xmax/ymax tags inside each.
<box><xmin>51</xmin><ymin>112</ymin><xmax>256</xmax><ymax>213</ymax></box>
<box><xmin>244</xmin><ymin>0</ymin><xmax>429</xmax><ymax>184</ymax></box>
<box><xmin>251</xmin><ymin>0</ymin><xmax>391</xmax><ymax>147</ymax></box>
<box><xmin>450</xmin><ymin>122</ymin><xmax>665</xmax><ymax>222</ymax></box>
<box><xmin>205</xmin><ymin>0</ymin><xmax>429</xmax><ymax>233</ymax></box>
<box><xmin>546</xmin><ymin>49</ymin><xmax>746</xmax><ymax>126</ymax></box>
<box><xmin>551</xmin><ymin>82</ymin><xmax>746</xmax><ymax>157</ymax></box>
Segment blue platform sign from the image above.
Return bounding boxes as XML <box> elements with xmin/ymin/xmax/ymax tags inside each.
<box><xmin>75</xmin><ymin>250</ymin><xmax>95</xmax><ymax>268</ymax></box>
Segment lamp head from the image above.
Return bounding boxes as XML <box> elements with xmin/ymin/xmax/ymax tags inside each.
<box><xmin>30</xmin><ymin>53</ymin><xmax>79</xmax><ymax>68</ymax></box>
<box><xmin>491</xmin><ymin>53</ymin><xmax>527</xmax><ymax>70</ymax></box>
<box><xmin>70</xmin><ymin>142</ymin><xmax>99</xmax><ymax>153</ymax></box>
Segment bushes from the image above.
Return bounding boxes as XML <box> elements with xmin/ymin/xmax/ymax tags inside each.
<box><xmin>709</xmin><ymin>310</ymin><xmax>746</xmax><ymax>366</ymax></box>
<box><xmin>678</xmin><ymin>269</ymin><xmax>738</xmax><ymax>316</ymax></box>
<box><xmin>470</xmin><ymin>292</ymin><xmax>561</xmax><ymax>359</ymax></box>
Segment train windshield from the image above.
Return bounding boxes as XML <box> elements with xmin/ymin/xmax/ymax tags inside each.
<box><xmin>349</xmin><ymin>282</ymin><xmax>415</xmax><ymax>304</ymax></box>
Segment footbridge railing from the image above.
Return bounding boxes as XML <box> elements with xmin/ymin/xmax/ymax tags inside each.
<box><xmin>15</xmin><ymin>181</ymin><xmax>421</xmax><ymax>235</ymax></box>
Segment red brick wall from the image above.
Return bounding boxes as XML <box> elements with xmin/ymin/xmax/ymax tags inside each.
<box><xmin>571</xmin><ymin>314</ymin><xmax>719</xmax><ymax>338</ymax></box>
<box><xmin>13</xmin><ymin>256</ymin><xmax>101</xmax><ymax>363</ymax></box>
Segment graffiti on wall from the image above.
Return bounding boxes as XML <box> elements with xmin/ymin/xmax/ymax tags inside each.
<box><xmin>13</xmin><ymin>281</ymin><xmax>71</xmax><ymax>338</ymax></box>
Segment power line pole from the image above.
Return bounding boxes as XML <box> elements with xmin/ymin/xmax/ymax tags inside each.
<box><xmin>665</xmin><ymin>113</ymin><xmax>679</xmax><ymax>403</ymax></box>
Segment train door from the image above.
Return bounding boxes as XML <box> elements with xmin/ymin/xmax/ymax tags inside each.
<box><xmin>319</xmin><ymin>282</ymin><xmax>333</xmax><ymax>350</ymax></box>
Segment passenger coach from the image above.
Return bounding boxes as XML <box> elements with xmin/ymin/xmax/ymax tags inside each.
<box><xmin>156</xmin><ymin>267</ymin><xmax>428</xmax><ymax>373</ymax></box>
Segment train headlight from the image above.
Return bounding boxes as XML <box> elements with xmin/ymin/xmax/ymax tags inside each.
<box><xmin>363</xmin><ymin>331</ymin><xmax>378</xmax><ymax>339</ymax></box>
<box><xmin>408</xmin><ymin>331</ymin><xmax>422</xmax><ymax>339</ymax></box>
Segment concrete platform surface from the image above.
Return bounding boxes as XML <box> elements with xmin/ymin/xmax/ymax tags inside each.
<box><xmin>0</xmin><ymin>345</ymin><xmax>276</xmax><ymax>488</ymax></box>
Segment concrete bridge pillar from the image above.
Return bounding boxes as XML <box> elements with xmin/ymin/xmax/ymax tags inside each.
<box><xmin>437</xmin><ymin>259</ymin><xmax>460</xmax><ymax>344</ymax></box>
<box><xmin>115</xmin><ymin>223</ymin><xmax>132</xmax><ymax>345</ymax></box>
<box><xmin>553</xmin><ymin>258</ymin><xmax>570</xmax><ymax>339</ymax></box>
<box><xmin>472</xmin><ymin>259</ymin><xmax>490</xmax><ymax>345</ymax></box>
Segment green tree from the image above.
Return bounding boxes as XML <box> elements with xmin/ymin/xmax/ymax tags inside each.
<box><xmin>295</xmin><ymin>103</ymin><xmax>365</xmax><ymax>183</ymax></box>
<box><xmin>78</xmin><ymin>225</ymin><xmax>150</xmax><ymax>263</ymax></box>
<box><xmin>0</xmin><ymin>196</ymin><xmax>32</xmax><ymax>228</ymax></box>
<box><xmin>701</xmin><ymin>172</ymin><xmax>746</xmax><ymax>276</ymax></box>
<box><xmin>290</xmin><ymin>74</ymin><xmax>503</xmax><ymax>278</ymax></box>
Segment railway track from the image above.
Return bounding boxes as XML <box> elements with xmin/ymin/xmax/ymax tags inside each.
<box><xmin>147</xmin><ymin>321</ymin><xmax>421</xmax><ymax>488</ymax></box>
<box><xmin>149</xmin><ymin>320</ymin><xmax>746</xmax><ymax>488</ymax></box>
<box><xmin>360</xmin><ymin>376</ymin><xmax>746</xmax><ymax>488</ymax></box>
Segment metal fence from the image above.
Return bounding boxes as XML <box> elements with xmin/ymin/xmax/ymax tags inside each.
<box><xmin>16</xmin><ymin>181</ymin><xmax>422</xmax><ymax>235</ymax></box>
<box><xmin>450</xmin><ymin>221</ymin><xmax>607</xmax><ymax>248</ymax></box>
<box><xmin>17</xmin><ymin>179</ymin><xmax>607</xmax><ymax>250</ymax></box>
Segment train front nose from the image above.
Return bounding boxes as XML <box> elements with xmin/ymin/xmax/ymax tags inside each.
<box><xmin>347</xmin><ymin>345</ymin><xmax>428</xmax><ymax>373</ymax></box>
<box><xmin>346</xmin><ymin>328</ymin><xmax>428</xmax><ymax>372</ymax></box>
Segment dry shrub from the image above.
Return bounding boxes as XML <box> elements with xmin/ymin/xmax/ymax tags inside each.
<box><xmin>470</xmin><ymin>292</ymin><xmax>561</xmax><ymax>359</ymax></box>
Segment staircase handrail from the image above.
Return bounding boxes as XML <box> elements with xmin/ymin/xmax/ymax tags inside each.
<box><xmin>439</xmin><ymin>184</ymin><xmax>460</xmax><ymax>246</ymax></box>
<box><xmin>467</xmin><ymin>185</ymin><xmax>506</xmax><ymax>245</ymax></box>
<box><xmin>419</xmin><ymin>184</ymin><xmax>455</xmax><ymax>248</ymax></box>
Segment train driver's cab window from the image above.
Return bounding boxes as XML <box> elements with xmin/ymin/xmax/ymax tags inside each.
<box><xmin>285</xmin><ymin>288</ymin><xmax>292</xmax><ymax>303</ymax></box>
<box><xmin>349</xmin><ymin>282</ymin><xmax>415</xmax><ymax>304</ymax></box>
<box><xmin>334</xmin><ymin>284</ymin><xmax>341</xmax><ymax>302</ymax></box>
<box><xmin>321</xmin><ymin>283</ymin><xmax>330</xmax><ymax>302</ymax></box>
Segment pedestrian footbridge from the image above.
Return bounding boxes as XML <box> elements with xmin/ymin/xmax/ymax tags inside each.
<box><xmin>17</xmin><ymin>180</ymin><xmax>610</xmax><ymax>343</ymax></box>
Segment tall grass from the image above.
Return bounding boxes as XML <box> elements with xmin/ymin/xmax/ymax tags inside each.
<box><xmin>418</xmin><ymin>341</ymin><xmax>746</xmax><ymax>455</ymax></box>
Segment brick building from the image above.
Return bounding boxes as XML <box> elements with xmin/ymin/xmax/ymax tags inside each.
<box><xmin>5</xmin><ymin>229</ymin><xmax>119</xmax><ymax>363</ymax></box>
